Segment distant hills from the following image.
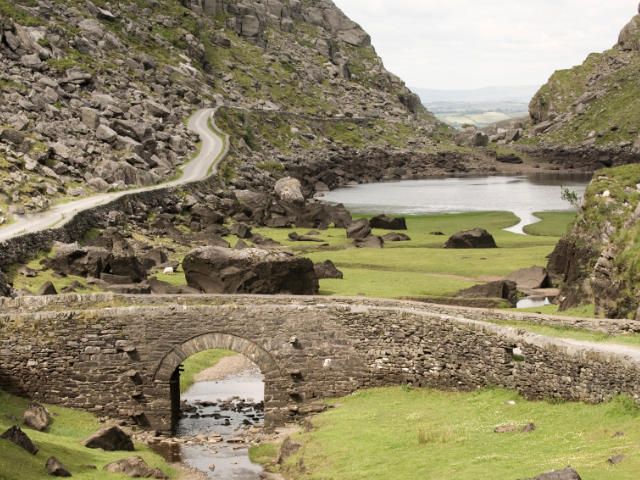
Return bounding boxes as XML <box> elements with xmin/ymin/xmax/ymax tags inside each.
<box><xmin>412</xmin><ymin>85</ymin><xmax>540</xmax><ymax>128</ymax></box>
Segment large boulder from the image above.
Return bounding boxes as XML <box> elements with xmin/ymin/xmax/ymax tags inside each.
<box><xmin>23</xmin><ymin>403</ymin><xmax>52</xmax><ymax>431</ymax></box>
<box><xmin>531</xmin><ymin>467</ymin><xmax>582</xmax><ymax>480</ymax></box>
<box><xmin>346</xmin><ymin>218</ymin><xmax>371</xmax><ymax>240</ymax></box>
<box><xmin>83</xmin><ymin>426</ymin><xmax>134</xmax><ymax>451</ymax></box>
<box><xmin>274</xmin><ymin>177</ymin><xmax>304</xmax><ymax>204</ymax></box>
<box><xmin>47</xmin><ymin>243</ymin><xmax>111</xmax><ymax>278</ymax></box>
<box><xmin>0</xmin><ymin>426</ymin><xmax>38</xmax><ymax>454</ymax></box>
<box><xmin>183</xmin><ymin>247</ymin><xmax>319</xmax><ymax>295</ymax></box>
<box><xmin>104</xmin><ymin>456</ymin><xmax>167</xmax><ymax>479</ymax></box>
<box><xmin>370</xmin><ymin>214</ymin><xmax>407</xmax><ymax>230</ymax></box>
<box><xmin>507</xmin><ymin>266</ymin><xmax>552</xmax><ymax>290</ymax></box>
<box><xmin>314</xmin><ymin>260</ymin><xmax>344</xmax><ymax>279</ymax></box>
<box><xmin>445</xmin><ymin>228</ymin><xmax>497</xmax><ymax>249</ymax></box>
<box><xmin>456</xmin><ymin>280</ymin><xmax>518</xmax><ymax>307</ymax></box>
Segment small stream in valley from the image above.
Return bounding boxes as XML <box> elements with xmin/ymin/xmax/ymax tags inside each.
<box><xmin>153</xmin><ymin>362</ymin><xmax>265</xmax><ymax>480</ymax></box>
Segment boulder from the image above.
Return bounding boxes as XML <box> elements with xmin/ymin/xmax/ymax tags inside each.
<box><xmin>531</xmin><ymin>467</ymin><xmax>582</xmax><ymax>480</ymax></box>
<box><xmin>506</xmin><ymin>266</ymin><xmax>552</xmax><ymax>290</ymax></box>
<box><xmin>346</xmin><ymin>218</ymin><xmax>371</xmax><ymax>240</ymax></box>
<box><xmin>289</xmin><ymin>232</ymin><xmax>324</xmax><ymax>242</ymax></box>
<box><xmin>619</xmin><ymin>14</ymin><xmax>640</xmax><ymax>51</ymax></box>
<box><xmin>83</xmin><ymin>426</ymin><xmax>134</xmax><ymax>451</ymax></box>
<box><xmin>140</xmin><ymin>248</ymin><xmax>169</xmax><ymax>269</ymax></box>
<box><xmin>276</xmin><ymin>437</ymin><xmax>302</xmax><ymax>465</ymax></box>
<box><xmin>23</xmin><ymin>403</ymin><xmax>52</xmax><ymax>431</ymax></box>
<box><xmin>46</xmin><ymin>457</ymin><xmax>72</xmax><ymax>477</ymax></box>
<box><xmin>354</xmin><ymin>236</ymin><xmax>384</xmax><ymax>249</ymax></box>
<box><xmin>382</xmin><ymin>232</ymin><xmax>411</xmax><ymax>242</ymax></box>
<box><xmin>456</xmin><ymin>280</ymin><xmax>518</xmax><ymax>307</ymax></box>
<box><xmin>47</xmin><ymin>243</ymin><xmax>111</xmax><ymax>278</ymax></box>
<box><xmin>274</xmin><ymin>177</ymin><xmax>304</xmax><ymax>204</ymax></box>
<box><xmin>149</xmin><ymin>278</ymin><xmax>199</xmax><ymax>295</ymax></box>
<box><xmin>0</xmin><ymin>270</ymin><xmax>13</xmax><ymax>297</ymax></box>
<box><xmin>370</xmin><ymin>214</ymin><xmax>407</xmax><ymax>230</ymax></box>
<box><xmin>104</xmin><ymin>457</ymin><xmax>168</xmax><ymax>479</ymax></box>
<box><xmin>37</xmin><ymin>281</ymin><xmax>58</xmax><ymax>296</ymax></box>
<box><xmin>0</xmin><ymin>426</ymin><xmax>38</xmax><ymax>454</ymax></box>
<box><xmin>445</xmin><ymin>228</ymin><xmax>497</xmax><ymax>249</ymax></box>
<box><xmin>230</xmin><ymin>223</ymin><xmax>252</xmax><ymax>239</ymax></box>
<box><xmin>183</xmin><ymin>247</ymin><xmax>319</xmax><ymax>295</ymax></box>
<box><xmin>314</xmin><ymin>260</ymin><xmax>344</xmax><ymax>279</ymax></box>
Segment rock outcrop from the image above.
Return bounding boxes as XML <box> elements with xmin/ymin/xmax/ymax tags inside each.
<box><xmin>547</xmin><ymin>164</ymin><xmax>640</xmax><ymax>318</ymax></box>
<box><xmin>183</xmin><ymin>246</ymin><xmax>319</xmax><ymax>294</ymax></box>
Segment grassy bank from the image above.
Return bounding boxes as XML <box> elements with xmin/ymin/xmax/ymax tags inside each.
<box><xmin>523</xmin><ymin>211</ymin><xmax>576</xmax><ymax>237</ymax></box>
<box><xmin>252</xmin><ymin>387</ymin><xmax>640</xmax><ymax>480</ymax></box>
<box><xmin>0</xmin><ymin>390</ymin><xmax>175</xmax><ymax>480</ymax></box>
<box><xmin>179</xmin><ymin>349</ymin><xmax>236</xmax><ymax>393</ymax></box>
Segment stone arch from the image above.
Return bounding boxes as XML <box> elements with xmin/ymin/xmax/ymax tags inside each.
<box><xmin>150</xmin><ymin>332</ymin><xmax>287</xmax><ymax>433</ymax></box>
<box><xmin>153</xmin><ymin>332</ymin><xmax>283</xmax><ymax>383</ymax></box>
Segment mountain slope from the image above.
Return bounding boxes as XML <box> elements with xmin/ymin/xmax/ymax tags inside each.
<box><xmin>0</xmin><ymin>0</ymin><xmax>437</xmax><ymax>225</ymax></box>
<box><xmin>522</xmin><ymin>5</ymin><xmax>640</xmax><ymax>166</ymax></box>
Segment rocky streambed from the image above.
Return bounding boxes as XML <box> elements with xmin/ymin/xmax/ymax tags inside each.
<box><xmin>149</xmin><ymin>358</ymin><xmax>267</xmax><ymax>480</ymax></box>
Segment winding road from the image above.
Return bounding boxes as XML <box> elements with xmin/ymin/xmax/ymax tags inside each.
<box><xmin>0</xmin><ymin>108</ymin><xmax>227</xmax><ymax>243</ymax></box>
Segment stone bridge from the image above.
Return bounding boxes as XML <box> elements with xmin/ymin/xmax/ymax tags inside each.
<box><xmin>1</xmin><ymin>294</ymin><xmax>640</xmax><ymax>434</ymax></box>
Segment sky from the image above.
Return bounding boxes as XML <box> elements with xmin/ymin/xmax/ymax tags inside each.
<box><xmin>333</xmin><ymin>0</ymin><xmax>637</xmax><ymax>90</ymax></box>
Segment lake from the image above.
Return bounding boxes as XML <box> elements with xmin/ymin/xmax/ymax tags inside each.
<box><xmin>318</xmin><ymin>173</ymin><xmax>591</xmax><ymax>234</ymax></box>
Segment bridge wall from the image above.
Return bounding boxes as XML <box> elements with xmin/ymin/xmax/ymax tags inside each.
<box><xmin>1</xmin><ymin>296</ymin><xmax>639</xmax><ymax>434</ymax></box>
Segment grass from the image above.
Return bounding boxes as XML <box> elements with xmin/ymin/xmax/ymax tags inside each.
<box><xmin>253</xmin><ymin>211</ymin><xmax>560</xmax><ymax>299</ymax></box>
<box><xmin>517</xmin><ymin>303</ymin><xmax>596</xmax><ymax>318</ymax></box>
<box><xmin>0</xmin><ymin>390</ymin><xmax>176</xmax><ymax>480</ymax></box>
<box><xmin>489</xmin><ymin>318</ymin><xmax>640</xmax><ymax>348</ymax></box>
<box><xmin>253</xmin><ymin>387</ymin><xmax>640</xmax><ymax>480</ymax></box>
<box><xmin>523</xmin><ymin>211</ymin><xmax>576</xmax><ymax>237</ymax></box>
<box><xmin>179</xmin><ymin>349</ymin><xmax>236</xmax><ymax>393</ymax></box>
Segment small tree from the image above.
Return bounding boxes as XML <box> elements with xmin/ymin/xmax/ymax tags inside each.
<box><xmin>561</xmin><ymin>186</ymin><xmax>580</xmax><ymax>208</ymax></box>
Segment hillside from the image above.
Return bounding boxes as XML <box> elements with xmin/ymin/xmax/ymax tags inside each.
<box><xmin>521</xmin><ymin>5</ymin><xmax>640</xmax><ymax>166</ymax></box>
<box><xmin>0</xmin><ymin>0</ymin><xmax>440</xmax><ymax>225</ymax></box>
<box><xmin>548</xmin><ymin>163</ymin><xmax>640</xmax><ymax>319</ymax></box>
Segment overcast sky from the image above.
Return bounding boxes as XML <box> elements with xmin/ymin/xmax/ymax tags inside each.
<box><xmin>333</xmin><ymin>0</ymin><xmax>637</xmax><ymax>90</ymax></box>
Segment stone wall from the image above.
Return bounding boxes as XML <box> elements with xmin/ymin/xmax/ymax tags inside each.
<box><xmin>1</xmin><ymin>294</ymin><xmax>639</xmax><ymax>434</ymax></box>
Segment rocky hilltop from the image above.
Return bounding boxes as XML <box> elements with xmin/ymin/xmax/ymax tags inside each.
<box><xmin>520</xmin><ymin>4</ymin><xmax>640</xmax><ymax>168</ymax></box>
<box><xmin>0</xmin><ymin>0</ymin><xmax>434</xmax><ymax>225</ymax></box>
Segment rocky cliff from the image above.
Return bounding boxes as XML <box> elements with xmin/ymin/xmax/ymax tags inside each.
<box><xmin>548</xmin><ymin>163</ymin><xmax>640</xmax><ymax>319</ymax></box>
<box><xmin>0</xmin><ymin>0</ymin><xmax>435</xmax><ymax>225</ymax></box>
<box><xmin>521</xmin><ymin>4</ymin><xmax>640</xmax><ymax>168</ymax></box>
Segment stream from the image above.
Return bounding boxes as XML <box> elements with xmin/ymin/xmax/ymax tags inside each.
<box><xmin>153</xmin><ymin>363</ymin><xmax>265</xmax><ymax>479</ymax></box>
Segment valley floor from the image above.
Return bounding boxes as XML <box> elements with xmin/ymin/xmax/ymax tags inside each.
<box><xmin>251</xmin><ymin>387</ymin><xmax>640</xmax><ymax>480</ymax></box>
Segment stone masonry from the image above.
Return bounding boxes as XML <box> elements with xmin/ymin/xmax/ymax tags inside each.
<box><xmin>1</xmin><ymin>294</ymin><xmax>639</xmax><ymax>434</ymax></box>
